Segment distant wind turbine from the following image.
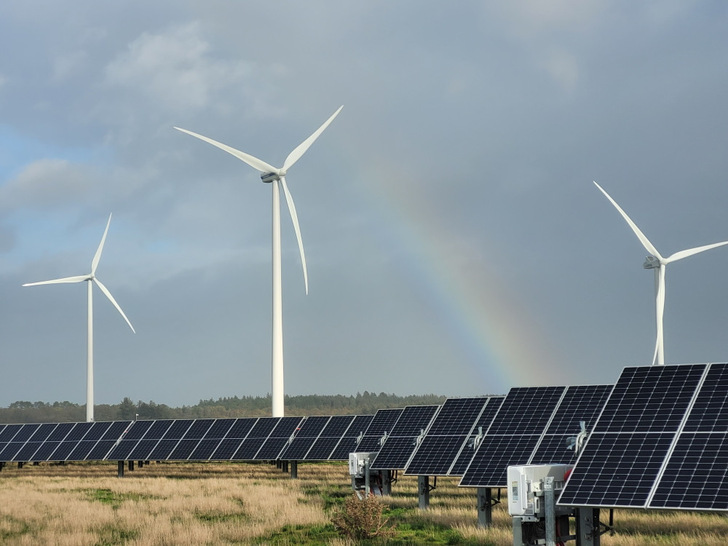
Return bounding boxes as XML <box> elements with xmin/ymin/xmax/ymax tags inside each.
<box><xmin>23</xmin><ymin>213</ymin><xmax>135</xmax><ymax>422</ymax></box>
<box><xmin>594</xmin><ymin>181</ymin><xmax>728</xmax><ymax>365</ymax></box>
<box><xmin>175</xmin><ymin>106</ymin><xmax>343</xmax><ymax>417</ymax></box>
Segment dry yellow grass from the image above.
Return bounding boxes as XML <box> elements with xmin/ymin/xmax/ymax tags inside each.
<box><xmin>1</xmin><ymin>461</ymin><xmax>727</xmax><ymax>545</ymax></box>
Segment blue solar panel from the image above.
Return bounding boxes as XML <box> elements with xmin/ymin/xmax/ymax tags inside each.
<box><xmin>460</xmin><ymin>387</ymin><xmax>566</xmax><ymax>487</ymax></box>
<box><xmin>355</xmin><ymin>409</ymin><xmax>404</xmax><ymax>452</ymax></box>
<box><xmin>370</xmin><ymin>405</ymin><xmax>439</xmax><ymax>470</ymax></box>
<box><xmin>405</xmin><ymin>397</ymin><xmax>497</xmax><ymax>476</ymax></box>
<box><xmin>329</xmin><ymin>415</ymin><xmax>374</xmax><ymax>460</ymax></box>
<box><xmin>559</xmin><ymin>364</ymin><xmax>728</xmax><ymax>511</ymax></box>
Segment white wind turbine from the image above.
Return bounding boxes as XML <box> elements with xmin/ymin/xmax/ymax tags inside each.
<box><xmin>594</xmin><ymin>181</ymin><xmax>728</xmax><ymax>365</ymax></box>
<box><xmin>175</xmin><ymin>106</ymin><xmax>343</xmax><ymax>417</ymax></box>
<box><xmin>23</xmin><ymin>214</ymin><xmax>135</xmax><ymax>422</ymax></box>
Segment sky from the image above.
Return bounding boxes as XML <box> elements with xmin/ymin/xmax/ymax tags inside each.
<box><xmin>1</xmin><ymin>1</ymin><xmax>728</xmax><ymax>409</ymax></box>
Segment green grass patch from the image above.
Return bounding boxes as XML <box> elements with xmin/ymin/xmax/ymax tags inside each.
<box><xmin>84</xmin><ymin>488</ymin><xmax>160</xmax><ymax>509</ymax></box>
<box><xmin>0</xmin><ymin>515</ymin><xmax>32</xmax><ymax>541</ymax></box>
<box><xmin>94</xmin><ymin>524</ymin><xmax>139</xmax><ymax>545</ymax></box>
<box><xmin>258</xmin><ymin>523</ymin><xmax>341</xmax><ymax>544</ymax></box>
<box><xmin>301</xmin><ymin>484</ymin><xmax>351</xmax><ymax>510</ymax></box>
<box><xmin>195</xmin><ymin>511</ymin><xmax>249</xmax><ymax>524</ymax></box>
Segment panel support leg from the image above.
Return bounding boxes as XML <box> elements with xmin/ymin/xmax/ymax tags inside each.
<box><xmin>128</xmin><ymin>460</ymin><xmax>134</xmax><ymax>471</ymax></box>
<box><xmin>290</xmin><ymin>461</ymin><xmax>297</xmax><ymax>479</ymax></box>
<box><xmin>418</xmin><ymin>475</ymin><xmax>430</xmax><ymax>509</ymax></box>
<box><xmin>544</xmin><ymin>476</ymin><xmax>556</xmax><ymax>546</ymax></box>
<box><xmin>477</xmin><ymin>487</ymin><xmax>493</xmax><ymax>528</ymax></box>
<box><xmin>117</xmin><ymin>461</ymin><xmax>125</xmax><ymax>478</ymax></box>
<box><xmin>381</xmin><ymin>470</ymin><xmax>391</xmax><ymax>496</ymax></box>
<box><xmin>575</xmin><ymin>507</ymin><xmax>600</xmax><ymax>546</ymax></box>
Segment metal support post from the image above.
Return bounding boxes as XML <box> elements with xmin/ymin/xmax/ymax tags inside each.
<box><xmin>128</xmin><ymin>460</ymin><xmax>134</xmax><ymax>471</ymax></box>
<box><xmin>512</xmin><ymin>516</ymin><xmax>524</xmax><ymax>546</ymax></box>
<box><xmin>381</xmin><ymin>470</ymin><xmax>392</xmax><ymax>496</ymax></box>
<box><xmin>575</xmin><ymin>507</ymin><xmax>600</xmax><ymax>546</ymax></box>
<box><xmin>544</xmin><ymin>476</ymin><xmax>555</xmax><ymax>546</ymax></box>
<box><xmin>418</xmin><ymin>475</ymin><xmax>430</xmax><ymax>509</ymax></box>
<box><xmin>117</xmin><ymin>461</ymin><xmax>125</xmax><ymax>478</ymax></box>
<box><xmin>477</xmin><ymin>487</ymin><xmax>493</xmax><ymax>528</ymax></box>
<box><xmin>364</xmin><ymin>459</ymin><xmax>371</xmax><ymax>497</ymax></box>
<box><xmin>290</xmin><ymin>461</ymin><xmax>298</xmax><ymax>479</ymax></box>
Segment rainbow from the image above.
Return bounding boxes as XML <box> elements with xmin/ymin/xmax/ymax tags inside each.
<box><xmin>352</xmin><ymin>159</ymin><xmax>564</xmax><ymax>394</ymax></box>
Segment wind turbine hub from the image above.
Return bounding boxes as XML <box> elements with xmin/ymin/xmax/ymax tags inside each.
<box><xmin>261</xmin><ymin>172</ymin><xmax>281</xmax><ymax>184</ymax></box>
<box><xmin>643</xmin><ymin>255</ymin><xmax>660</xmax><ymax>269</ymax></box>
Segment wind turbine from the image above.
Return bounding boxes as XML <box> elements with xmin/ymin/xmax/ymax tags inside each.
<box><xmin>175</xmin><ymin>106</ymin><xmax>343</xmax><ymax>417</ymax></box>
<box><xmin>23</xmin><ymin>214</ymin><xmax>135</xmax><ymax>421</ymax></box>
<box><xmin>594</xmin><ymin>181</ymin><xmax>728</xmax><ymax>365</ymax></box>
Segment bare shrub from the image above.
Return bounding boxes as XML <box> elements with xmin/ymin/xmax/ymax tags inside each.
<box><xmin>331</xmin><ymin>493</ymin><xmax>395</xmax><ymax>540</ymax></box>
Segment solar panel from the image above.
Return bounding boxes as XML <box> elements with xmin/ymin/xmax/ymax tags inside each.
<box><xmin>85</xmin><ymin>421</ymin><xmax>133</xmax><ymax>460</ymax></box>
<box><xmin>460</xmin><ymin>386</ymin><xmax>567</xmax><ymax>487</ymax></box>
<box><xmin>405</xmin><ymin>397</ymin><xmax>496</xmax><ymax>476</ymax></box>
<box><xmin>0</xmin><ymin>424</ymin><xmax>41</xmax><ymax>461</ymax></box>
<box><xmin>355</xmin><ymin>409</ymin><xmax>404</xmax><ymax>452</ymax></box>
<box><xmin>304</xmin><ymin>415</ymin><xmax>356</xmax><ymax>461</ymax></box>
<box><xmin>31</xmin><ymin>422</ymin><xmax>76</xmax><ymax>461</ymax></box>
<box><xmin>254</xmin><ymin>417</ymin><xmax>305</xmax><ymax>460</ymax></box>
<box><xmin>328</xmin><ymin>415</ymin><xmax>374</xmax><ymax>460</ymax></box>
<box><xmin>278</xmin><ymin>416</ymin><xmax>331</xmax><ymax>460</ymax></box>
<box><xmin>529</xmin><ymin>384</ymin><xmax>613</xmax><ymax>465</ymax></box>
<box><xmin>450</xmin><ymin>396</ymin><xmax>505</xmax><ymax>476</ymax></box>
<box><xmin>370</xmin><ymin>405</ymin><xmax>439</xmax><ymax>470</ymax></box>
<box><xmin>12</xmin><ymin>423</ymin><xmax>58</xmax><ymax>462</ymax></box>
<box><xmin>190</xmin><ymin>418</ymin><xmax>237</xmax><ymax>460</ymax></box>
<box><xmin>146</xmin><ymin>420</ymin><xmax>194</xmax><ymax>460</ymax></box>
<box><xmin>168</xmin><ymin>419</ymin><xmax>215</xmax><ymax>460</ymax></box>
<box><xmin>558</xmin><ymin>363</ymin><xmax>728</xmax><ymax>510</ymax></box>
<box><xmin>230</xmin><ymin>418</ymin><xmax>279</xmax><ymax>460</ymax></box>
<box><xmin>210</xmin><ymin>418</ymin><xmax>258</xmax><ymax>460</ymax></box>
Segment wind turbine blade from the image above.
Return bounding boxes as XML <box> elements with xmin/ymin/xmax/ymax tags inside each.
<box><xmin>280</xmin><ymin>176</ymin><xmax>309</xmax><ymax>294</ymax></box>
<box><xmin>23</xmin><ymin>275</ymin><xmax>90</xmax><ymax>286</ymax></box>
<box><xmin>593</xmin><ymin>181</ymin><xmax>663</xmax><ymax>261</ymax></box>
<box><xmin>665</xmin><ymin>240</ymin><xmax>728</xmax><ymax>263</ymax></box>
<box><xmin>93</xmin><ymin>278</ymin><xmax>135</xmax><ymax>333</ymax></box>
<box><xmin>92</xmin><ymin>214</ymin><xmax>112</xmax><ymax>276</ymax></box>
<box><xmin>174</xmin><ymin>127</ymin><xmax>278</xmax><ymax>174</ymax></box>
<box><xmin>282</xmin><ymin>105</ymin><xmax>343</xmax><ymax>172</ymax></box>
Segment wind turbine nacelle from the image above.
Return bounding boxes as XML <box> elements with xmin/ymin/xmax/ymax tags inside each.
<box><xmin>643</xmin><ymin>255</ymin><xmax>660</xmax><ymax>269</ymax></box>
<box><xmin>261</xmin><ymin>172</ymin><xmax>281</xmax><ymax>184</ymax></box>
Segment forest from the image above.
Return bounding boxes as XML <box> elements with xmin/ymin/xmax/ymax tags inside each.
<box><xmin>0</xmin><ymin>392</ymin><xmax>449</xmax><ymax>423</ymax></box>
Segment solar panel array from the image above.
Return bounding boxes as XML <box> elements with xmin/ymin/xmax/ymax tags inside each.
<box><xmin>405</xmin><ymin>396</ymin><xmax>503</xmax><ymax>476</ymax></box>
<box><xmin>559</xmin><ymin>363</ymin><xmax>728</xmax><ymax>511</ymax></box>
<box><xmin>0</xmin><ymin>414</ymin><xmax>382</xmax><ymax>465</ymax></box>
<box><xmin>460</xmin><ymin>384</ymin><xmax>612</xmax><ymax>488</ymax></box>
<box><xmin>370</xmin><ymin>405</ymin><xmax>440</xmax><ymax>470</ymax></box>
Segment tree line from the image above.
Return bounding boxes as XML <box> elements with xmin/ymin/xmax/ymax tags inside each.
<box><xmin>0</xmin><ymin>392</ymin><xmax>448</xmax><ymax>423</ymax></box>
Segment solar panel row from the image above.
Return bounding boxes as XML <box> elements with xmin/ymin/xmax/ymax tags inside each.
<box><xmin>558</xmin><ymin>363</ymin><xmax>728</xmax><ymax>511</ymax></box>
<box><xmin>0</xmin><ymin>414</ymin><xmax>379</xmax><ymax>464</ymax></box>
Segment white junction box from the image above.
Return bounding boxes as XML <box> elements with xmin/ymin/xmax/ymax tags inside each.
<box><xmin>507</xmin><ymin>464</ymin><xmax>572</xmax><ymax>518</ymax></box>
<box><xmin>348</xmin><ymin>452</ymin><xmax>377</xmax><ymax>478</ymax></box>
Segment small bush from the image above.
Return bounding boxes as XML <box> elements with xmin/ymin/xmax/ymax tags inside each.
<box><xmin>331</xmin><ymin>493</ymin><xmax>396</xmax><ymax>540</ymax></box>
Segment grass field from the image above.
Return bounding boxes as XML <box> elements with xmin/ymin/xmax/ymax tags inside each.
<box><xmin>1</xmin><ymin>461</ymin><xmax>727</xmax><ymax>544</ymax></box>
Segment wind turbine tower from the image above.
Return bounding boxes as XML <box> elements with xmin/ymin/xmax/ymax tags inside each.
<box><xmin>175</xmin><ymin>106</ymin><xmax>343</xmax><ymax>417</ymax></box>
